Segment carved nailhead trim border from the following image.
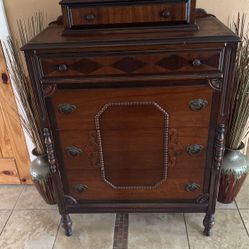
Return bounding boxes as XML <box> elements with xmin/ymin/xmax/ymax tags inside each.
<box><xmin>95</xmin><ymin>101</ymin><xmax>169</xmax><ymax>190</ymax></box>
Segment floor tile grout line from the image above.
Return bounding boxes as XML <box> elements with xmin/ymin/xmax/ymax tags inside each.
<box><xmin>235</xmin><ymin>201</ymin><xmax>249</xmax><ymax>237</ymax></box>
<box><xmin>113</xmin><ymin>213</ymin><xmax>129</xmax><ymax>249</ymax></box>
<box><xmin>0</xmin><ymin>186</ymin><xmax>25</xmax><ymax>236</ymax></box>
<box><xmin>52</xmin><ymin>220</ymin><xmax>61</xmax><ymax>249</ymax></box>
<box><xmin>183</xmin><ymin>213</ymin><xmax>191</xmax><ymax>249</ymax></box>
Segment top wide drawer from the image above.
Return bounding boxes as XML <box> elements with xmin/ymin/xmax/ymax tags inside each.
<box><xmin>39</xmin><ymin>49</ymin><xmax>224</xmax><ymax>80</ymax></box>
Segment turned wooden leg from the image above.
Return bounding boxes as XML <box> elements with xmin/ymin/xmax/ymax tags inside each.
<box><xmin>61</xmin><ymin>214</ymin><xmax>72</xmax><ymax>236</ymax></box>
<box><xmin>203</xmin><ymin>213</ymin><xmax>215</xmax><ymax>236</ymax></box>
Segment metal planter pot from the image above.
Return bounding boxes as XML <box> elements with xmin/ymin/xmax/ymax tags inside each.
<box><xmin>218</xmin><ymin>144</ymin><xmax>249</xmax><ymax>204</ymax></box>
<box><xmin>30</xmin><ymin>150</ymin><xmax>56</xmax><ymax>205</ymax></box>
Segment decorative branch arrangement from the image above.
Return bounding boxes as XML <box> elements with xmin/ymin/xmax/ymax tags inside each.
<box><xmin>226</xmin><ymin>14</ymin><xmax>249</xmax><ymax>150</ymax></box>
<box><xmin>5</xmin><ymin>12</ymin><xmax>47</xmax><ymax>155</ymax></box>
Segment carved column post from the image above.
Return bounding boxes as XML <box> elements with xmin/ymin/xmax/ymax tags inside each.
<box><xmin>44</xmin><ymin>128</ymin><xmax>73</xmax><ymax>236</ymax></box>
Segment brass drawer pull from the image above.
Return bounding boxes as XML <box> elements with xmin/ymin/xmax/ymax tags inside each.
<box><xmin>189</xmin><ymin>99</ymin><xmax>208</xmax><ymax>111</ymax></box>
<box><xmin>192</xmin><ymin>59</ymin><xmax>202</xmax><ymax>67</ymax></box>
<box><xmin>161</xmin><ymin>10</ymin><xmax>171</xmax><ymax>18</ymax></box>
<box><xmin>73</xmin><ymin>184</ymin><xmax>88</xmax><ymax>193</ymax></box>
<box><xmin>66</xmin><ymin>146</ymin><xmax>83</xmax><ymax>157</ymax></box>
<box><xmin>58</xmin><ymin>104</ymin><xmax>76</xmax><ymax>114</ymax></box>
<box><xmin>58</xmin><ymin>64</ymin><xmax>68</xmax><ymax>72</ymax></box>
<box><xmin>85</xmin><ymin>13</ymin><xmax>96</xmax><ymax>21</ymax></box>
<box><xmin>185</xmin><ymin>182</ymin><xmax>200</xmax><ymax>192</ymax></box>
<box><xmin>186</xmin><ymin>144</ymin><xmax>204</xmax><ymax>155</ymax></box>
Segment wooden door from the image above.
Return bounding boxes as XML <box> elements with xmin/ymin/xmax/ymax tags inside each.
<box><xmin>0</xmin><ymin>42</ymin><xmax>31</xmax><ymax>184</ymax></box>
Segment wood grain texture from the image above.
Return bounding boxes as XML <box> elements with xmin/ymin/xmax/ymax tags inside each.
<box><xmin>0</xmin><ymin>158</ymin><xmax>20</xmax><ymax>184</ymax></box>
<box><xmin>22</xmin><ymin>12</ymin><xmax>239</xmax><ymax>230</ymax></box>
<box><xmin>61</xmin><ymin>0</ymin><xmax>196</xmax><ymax>32</ymax></box>
<box><xmin>0</xmin><ymin>101</ymin><xmax>13</xmax><ymax>157</ymax></box>
<box><xmin>39</xmin><ymin>49</ymin><xmax>223</xmax><ymax>79</ymax></box>
<box><xmin>69</xmin><ymin>3</ymin><xmax>186</xmax><ymax>27</ymax></box>
<box><xmin>46</xmin><ymin>84</ymin><xmax>212</xmax><ymax>201</ymax></box>
<box><xmin>22</xmin><ymin>17</ymin><xmax>239</xmax><ymax>51</ymax></box>
<box><xmin>48</xmin><ymin>85</ymin><xmax>213</xmax><ymax>130</ymax></box>
<box><xmin>0</xmin><ymin>43</ymin><xmax>31</xmax><ymax>184</ymax></box>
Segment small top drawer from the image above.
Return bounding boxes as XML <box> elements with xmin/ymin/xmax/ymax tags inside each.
<box><xmin>68</xmin><ymin>3</ymin><xmax>185</xmax><ymax>27</ymax></box>
<box><xmin>61</xmin><ymin>0</ymin><xmax>196</xmax><ymax>30</ymax></box>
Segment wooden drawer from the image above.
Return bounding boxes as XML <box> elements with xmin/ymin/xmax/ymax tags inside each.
<box><xmin>61</xmin><ymin>0</ymin><xmax>195</xmax><ymax>30</ymax></box>
<box><xmin>39</xmin><ymin>49</ymin><xmax>223</xmax><ymax>79</ymax></box>
<box><xmin>68</xmin><ymin>3</ymin><xmax>186</xmax><ymax>27</ymax></box>
<box><xmin>48</xmin><ymin>85</ymin><xmax>213</xmax><ymax>130</ymax></box>
<box><xmin>55</xmin><ymin>126</ymin><xmax>208</xmax><ymax>201</ymax></box>
<box><xmin>46</xmin><ymin>84</ymin><xmax>214</xmax><ymax>201</ymax></box>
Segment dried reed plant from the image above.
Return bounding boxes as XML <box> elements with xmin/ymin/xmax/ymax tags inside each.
<box><xmin>226</xmin><ymin>14</ymin><xmax>249</xmax><ymax>149</ymax></box>
<box><xmin>5</xmin><ymin>12</ymin><xmax>47</xmax><ymax>155</ymax></box>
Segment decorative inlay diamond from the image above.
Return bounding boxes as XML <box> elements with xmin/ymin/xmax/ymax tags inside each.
<box><xmin>112</xmin><ymin>57</ymin><xmax>146</xmax><ymax>73</ymax></box>
<box><xmin>71</xmin><ymin>58</ymin><xmax>102</xmax><ymax>74</ymax></box>
<box><xmin>157</xmin><ymin>55</ymin><xmax>189</xmax><ymax>70</ymax></box>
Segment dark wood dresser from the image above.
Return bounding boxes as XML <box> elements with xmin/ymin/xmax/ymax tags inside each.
<box><xmin>23</xmin><ymin>0</ymin><xmax>239</xmax><ymax>237</ymax></box>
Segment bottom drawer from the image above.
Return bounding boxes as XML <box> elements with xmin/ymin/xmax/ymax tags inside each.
<box><xmin>56</xmin><ymin>126</ymin><xmax>209</xmax><ymax>202</ymax></box>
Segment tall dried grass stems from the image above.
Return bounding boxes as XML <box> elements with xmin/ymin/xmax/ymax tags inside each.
<box><xmin>5</xmin><ymin>12</ymin><xmax>47</xmax><ymax>155</ymax></box>
<box><xmin>227</xmin><ymin>14</ymin><xmax>249</xmax><ymax>149</ymax></box>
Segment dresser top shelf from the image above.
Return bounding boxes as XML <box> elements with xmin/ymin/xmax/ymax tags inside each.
<box><xmin>23</xmin><ymin>16</ymin><xmax>239</xmax><ymax>50</ymax></box>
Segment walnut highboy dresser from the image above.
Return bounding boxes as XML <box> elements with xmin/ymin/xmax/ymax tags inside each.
<box><xmin>23</xmin><ymin>0</ymin><xmax>239</xmax><ymax>237</ymax></box>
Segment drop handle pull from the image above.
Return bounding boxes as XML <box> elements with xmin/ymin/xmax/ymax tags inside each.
<box><xmin>73</xmin><ymin>184</ymin><xmax>88</xmax><ymax>193</ymax></box>
<box><xmin>186</xmin><ymin>144</ymin><xmax>204</xmax><ymax>156</ymax></box>
<box><xmin>185</xmin><ymin>182</ymin><xmax>200</xmax><ymax>192</ymax></box>
<box><xmin>189</xmin><ymin>99</ymin><xmax>208</xmax><ymax>112</ymax></box>
<box><xmin>58</xmin><ymin>104</ymin><xmax>76</xmax><ymax>114</ymax></box>
<box><xmin>66</xmin><ymin>146</ymin><xmax>83</xmax><ymax>157</ymax></box>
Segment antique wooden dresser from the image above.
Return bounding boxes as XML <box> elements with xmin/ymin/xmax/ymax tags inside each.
<box><xmin>23</xmin><ymin>0</ymin><xmax>239</xmax><ymax>237</ymax></box>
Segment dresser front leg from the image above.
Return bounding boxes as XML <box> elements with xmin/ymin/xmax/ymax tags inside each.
<box><xmin>203</xmin><ymin>213</ymin><xmax>215</xmax><ymax>236</ymax></box>
<box><xmin>61</xmin><ymin>214</ymin><xmax>72</xmax><ymax>236</ymax></box>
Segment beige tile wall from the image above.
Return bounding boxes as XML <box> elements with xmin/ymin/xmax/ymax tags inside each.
<box><xmin>3</xmin><ymin>0</ymin><xmax>249</xmax><ymax>39</ymax></box>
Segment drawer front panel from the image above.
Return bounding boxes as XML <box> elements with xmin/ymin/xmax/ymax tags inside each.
<box><xmin>46</xmin><ymin>84</ymin><xmax>214</xmax><ymax>201</ymax></box>
<box><xmin>67</xmin><ymin>3</ymin><xmax>186</xmax><ymax>28</ymax></box>
<box><xmin>55</xmin><ymin>126</ymin><xmax>207</xmax><ymax>200</ymax></box>
<box><xmin>49</xmin><ymin>85</ymin><xmax>213</xmax><ymax>130</ymax></box>
<box><xmin>39</xmin><ymin>49</ymin><xmax>223</xmax><ymax>79</ymax></box>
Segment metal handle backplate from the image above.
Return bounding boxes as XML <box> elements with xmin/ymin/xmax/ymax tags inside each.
<box><xmin>73</xmin><ymin>184</ymin><xmax>88</xmax><ymax>193</ymax></box>
<box><xmin>66</xmin><ymin>146</ymin><xmax>83</xmax><ymax>157</ymax></box>
<box><xmin>189</xmin><ymin>99</ymin><xmax>208</xmax><ymax>111</ymax></box>
<box><xmin>185</xmin><ymin>182</ymin><xmax>200</xmax><ymax>192</ymax></box>
<box><xmin>186</xmin><ymin>144</ymin><xmax>204</xmax><ymax>156</ymax></box>
<box><xmin>58</xmin><ymin>104</ymin><xmax>76</xmax><ymax>114</ymax></box>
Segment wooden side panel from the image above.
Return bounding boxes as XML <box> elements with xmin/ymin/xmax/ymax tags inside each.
<box><xmin>0</xmin><ymin>103</ymin><xmax>13</xmax><ymax>157</ymax></box>
<box><xmin>0</xmin><ymin>43</ymin><xmax>31</xmax><ymax>184</ymax></box>
<box><xmin>0</xmin><ymin>158</ymin><xmax>20</xmax><ymax>184</ymax></box>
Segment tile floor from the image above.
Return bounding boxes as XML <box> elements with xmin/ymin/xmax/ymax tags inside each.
<box><xmin>0</xmin><ymin>177</ymin><xmax>248</xmax><ymax>249</ymax></box>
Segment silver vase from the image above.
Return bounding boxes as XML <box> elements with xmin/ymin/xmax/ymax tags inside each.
<box><xmin>30</xmin><ymin>150</ymin><xmax>56</xmax><ymax>205</ymax></box>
